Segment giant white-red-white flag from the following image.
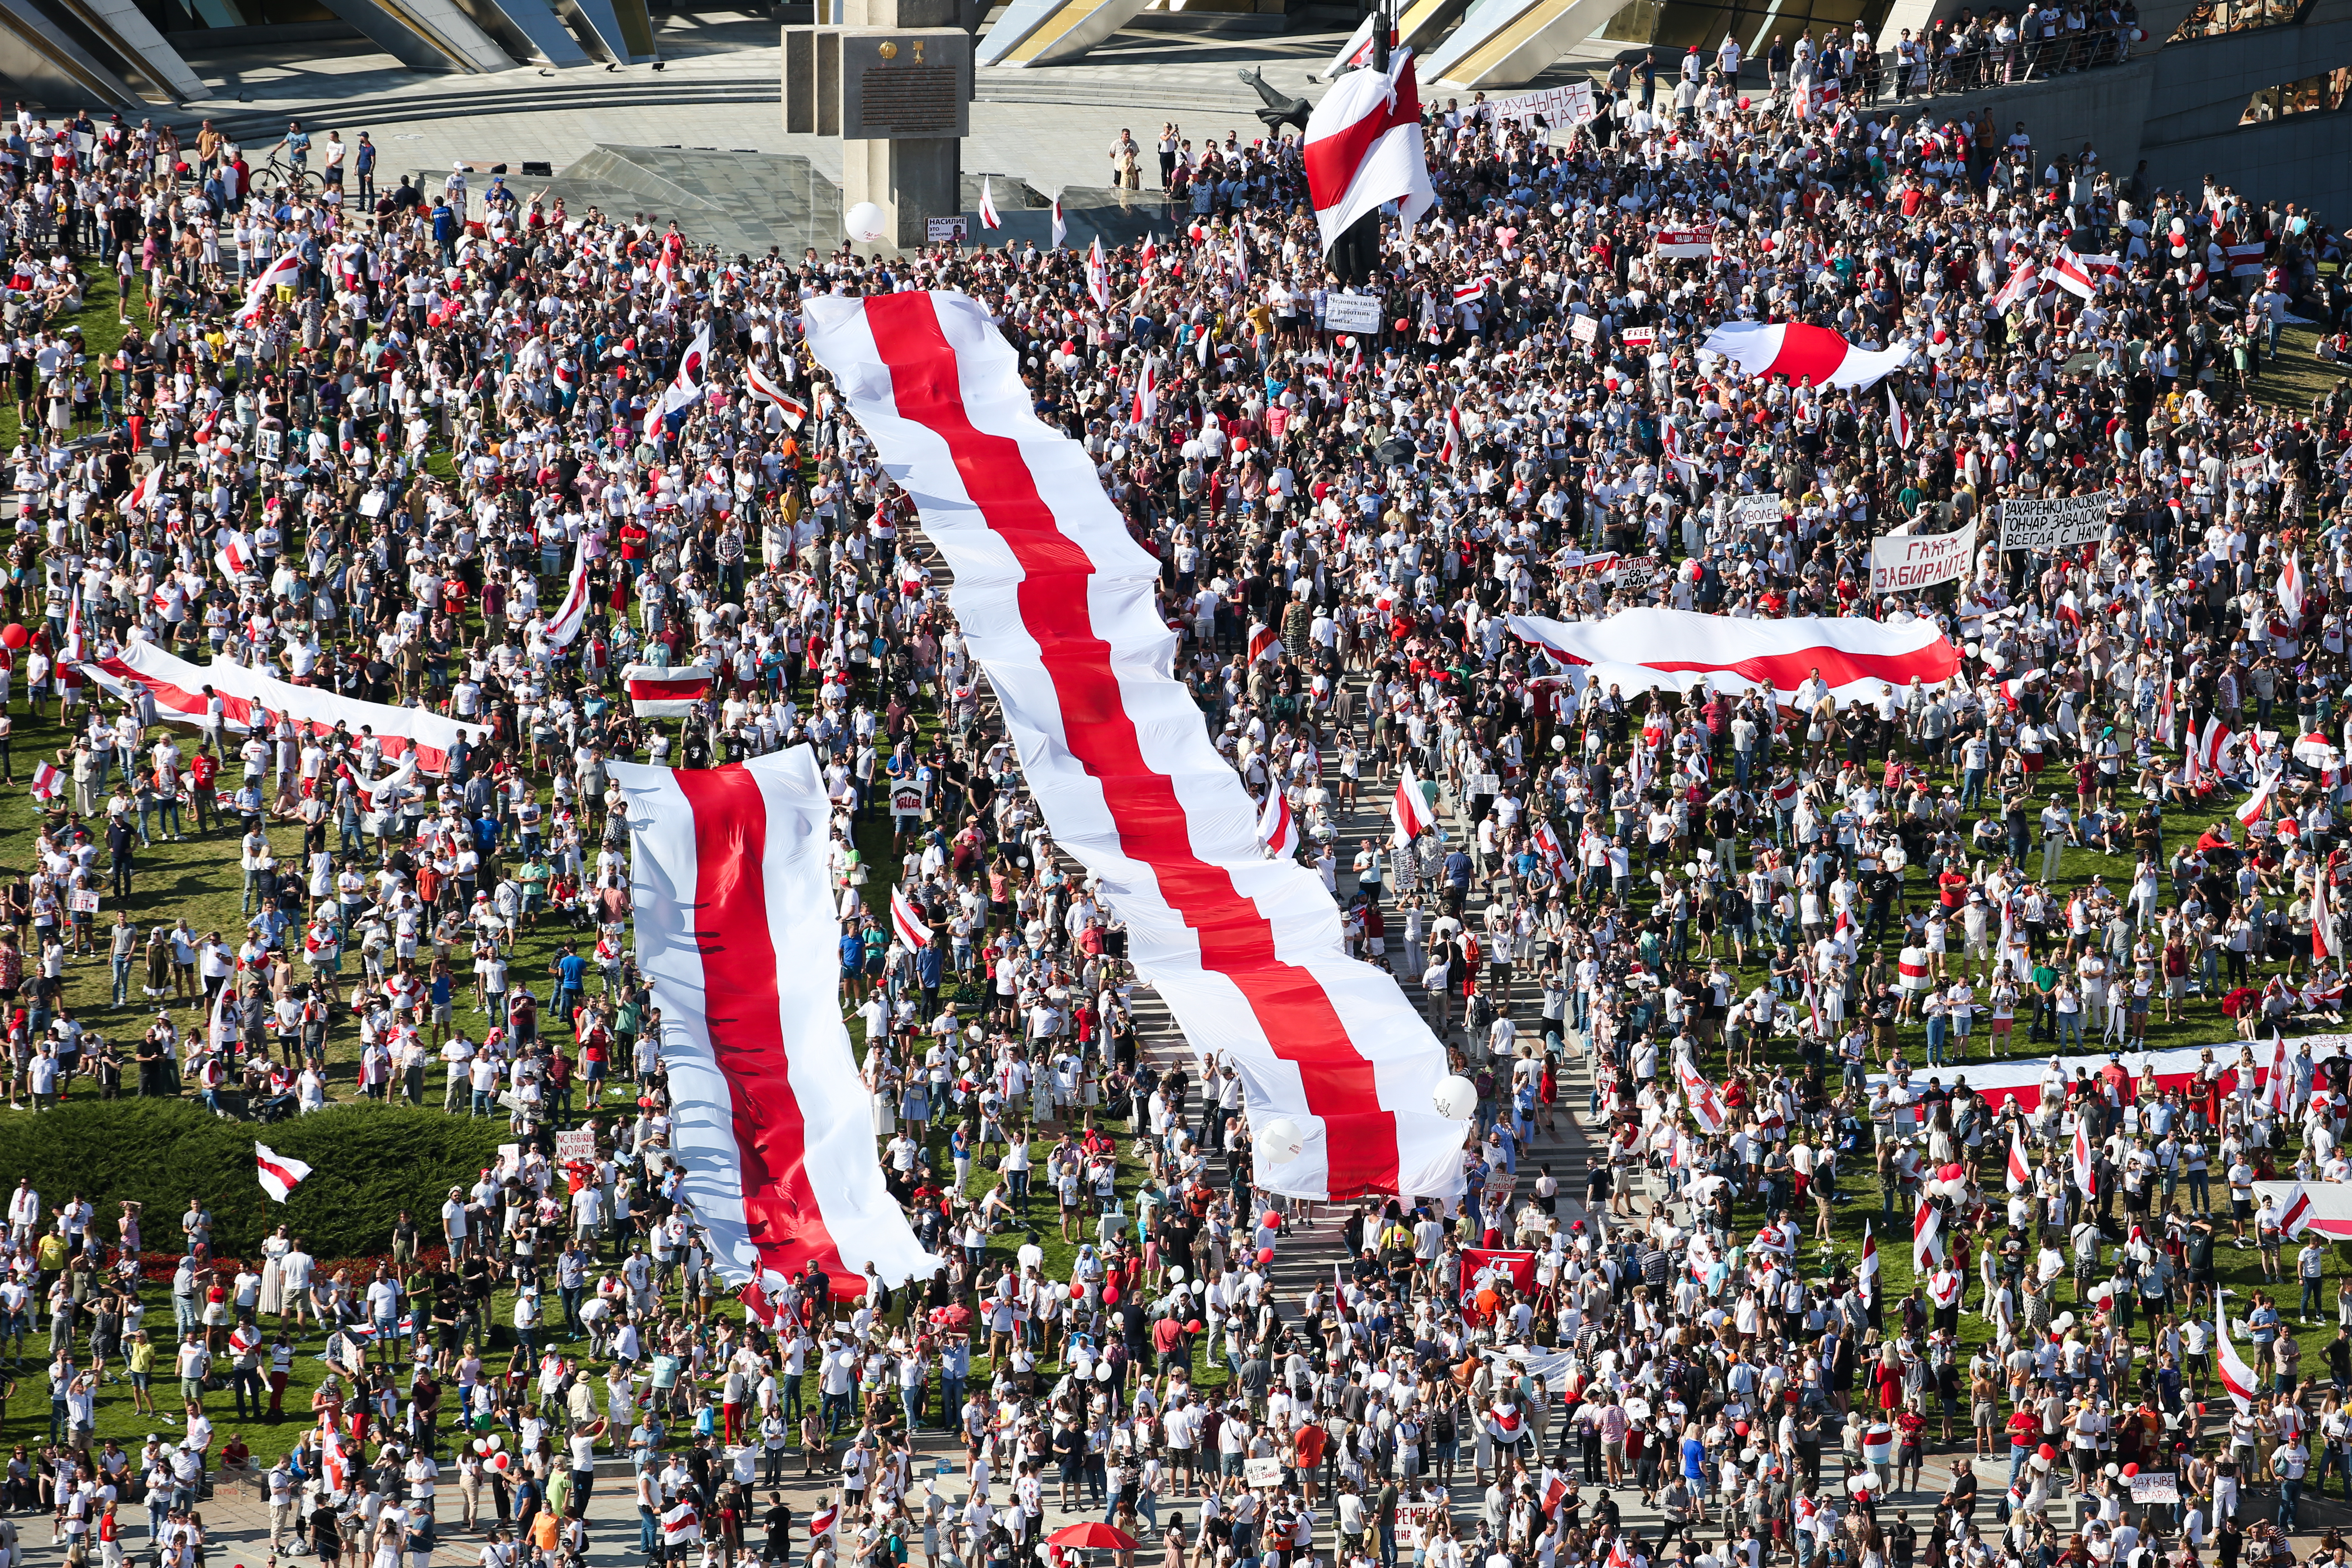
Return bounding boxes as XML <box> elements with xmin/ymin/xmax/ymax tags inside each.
<box><xmin>803</xmin><ymin>289</ymin><xmax>1463</xmax><ymax>1203</ymax></box>
<box><xmin>1303</xmin><ymin>49</ymin><xmax>1436</xmax><ymax>253</ymax></box>
<box><xmin>614</xmin><ymin>745</ymin><xmax>944</xmax><ymax>1291</ymax></box>
<box><xmin>1504</xmin><ymin>608</ymin><xmax>1960</xmax><ymax>710</ymax></box>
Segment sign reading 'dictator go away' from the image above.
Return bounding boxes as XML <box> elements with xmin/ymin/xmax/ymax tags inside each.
<box><xmin>1869</xmin><ymin>521</ymin><xmax>1977</xmax><ymax>594</ymax></box>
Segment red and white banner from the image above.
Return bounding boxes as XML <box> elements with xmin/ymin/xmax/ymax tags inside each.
<box><xmin>236</xmin><ymin>249</ymin><xmax>302</xmax><ymax>323</ymax></box>
<box><xmin>1857</xmin><ymin>1222</ymin><xmax>1877</xmax><ymax>1305</ymax></box>
<box><xmin>2216</xmin><ymin>1295</ymin><xmax>2262</xmax><ymax>1413</ymax></box>
<box><xmin>255</xmin><ymin>1142</ymin><xmax>312</xmax><ymax>1203</ymax></box>
<box><xmin>1504</xmin><ymin>608</ymin><xmax>1960</xmax><ymax>710</ymax></box>
<box><xmin>1653</xmin><ymin>227</ymin><xmax>1715</xmax><ymax>260</ymax></box>
<box><xmin>1392</xmin><ymin>764</ymin><xmax>1437</xmax><ymax>848</ymax></box>
<box><xmin>1912</xmin><ymin>1195</ymin><xmax>1945</xmax><ymax>1270</ymax></box>
<box><xmin>1699</xmin><ymin>321</ymin><xmax>1913</xmax><ymax>390</ymax></box>
<box><xmin>1258</xmin><ymin>789</ymin><xmax>1301</xmax><ymax>859</ymax></box>
<box><xmin>2071</xmin><ymin>1117</ymin><xmax>2097</xmax><ymax>1202</ymax></box>
<box><xmin>2006</xmin><ymin>1127</ymin><xmax>2032</xmax><ymax>1191</ymax></box>
<box><xmin>28</xmin><ymin>761</ymin><xmax>59</xmax><ymax>801</ymax></box>
<box><xmin>613</xmin><ymin>746</ymin><xmax>942</xmax><ymax>1291</ymax></box>
<box><xmin>1677</xmin><ymin>1056</ymin><xmax>1727</xmax><ymax>1133</ymax></box>
<box><xmin>623</xmin><ymin>662</ymin><xmax>712</xmax><ymax>718</ymax></box>
<box><xmin>804</xmin><ymin>290</ymin><xmax>1463</xmax><ymax>1203</ymax></box>
<box><xmin>82</xmin><ymin>641</ymin><xmax>486</xmax><ymax>774</ymax></box>
<box><xmin>1303</xmin><ymin>49</ymin><xmax>1436</xmax><ymax>254</ymax></box>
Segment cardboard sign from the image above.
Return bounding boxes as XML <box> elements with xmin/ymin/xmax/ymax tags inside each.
<box><xmin>1998</xmin><ymin>492</ymin><xmax>2116</xmax><ymax>553</ymax></box>
<box><xmin>1491</xmin><ymin>82</ymin><xmax>1597</xmax><ymax>127</ymax></box>
<box><xmin>1654</xmin><ymin>227</ymin><xmax>1716</xmax><ymax>260</ymax></box>
<box><xmin>890</xmin><ymin>780</ymin><xmax>928</xmax><ymax>817</ymax></box>
<box><xmin>1869</xmin><ymin>521</ymin><xmax>1977</xmax><ymax>595</ymax></box>
<box><xmin>1621</xmin><ymin>327</ymin><xmax>1656</xmax><ymax>348</ymax></box>
<box><xmin>1324</xmin><ymin>291</ymin><xmax>1384</xmax><ymax>333</ymax></box>
<box><xmin>927</xmin><ymin>217</ymin><xmax>968</xmax><ymax>243</ymax></box>
<box><xmin>1244</xmin><ymin>1456</ymin><xmax>1284</xmax><ymax>1488</ymax></box>
<box><xmin>68</xmin><ymin>890</ymin><xmax>99</xmax><ymax>913</ymax></box>
<box><xmin>1733</xmin><ymin>494</ymin><xmax>1785</xmax><ymax>528</ymax></box>
<box><xmin>1570</xmin><ymin>314</ymin><xmax>1600</xmax><ymax>345</ymax></box>
<box><xmin>2129</xmin><ymin>1473</ymin><xmax>2179</xmax><ymax>1503</ymax></box>
<box><xmin>554</xmin><ymin>1128</ymin><xmax>597</xmax><ymax>1163</ymax></box>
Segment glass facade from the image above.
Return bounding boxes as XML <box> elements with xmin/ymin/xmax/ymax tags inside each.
<box><xmin>1597</xmin><ymin>0</ymin><xmax>1890</xmax><ymax>57</ymax></box>
<box><xmin>2239</xmin><ymin>63</ymin><xmax>2351</xmax><ymax>120</ymax></box>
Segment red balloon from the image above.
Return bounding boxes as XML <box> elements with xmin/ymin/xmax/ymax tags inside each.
<box><xmin>2122</xmin><ymin>1464</ymin><xmax>2139</xmax><ymax>1478</ymax></box>
<box><xmin>1102</xmin><ymin>1286</ymin><xmax>1119</xmax><ymax>1306</ymax></box>
<box><xmin>0</xmin><ymin>624</ymin><xmax>27</xmax><ymax>650</ymax></box>
<box><xmin>1394</xmin><ymin>318</ymin><xmax>1411</xmax><ymax>332</ymax></box>
<box><xmin>2037</xmin><ymin>1443</ymin><xmax>2056</xmax><ymax>1460</ymax></box>
<box><xmin>1256</xmin><ymin>1246</ymin><xmax>1275</xmax><ymax>1267</ymax></box>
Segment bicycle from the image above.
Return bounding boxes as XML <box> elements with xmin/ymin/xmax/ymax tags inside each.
<box><xmin>259</xmin><ymin>149</ymin><xmax>322</xmax><ymax>195</ymax></box>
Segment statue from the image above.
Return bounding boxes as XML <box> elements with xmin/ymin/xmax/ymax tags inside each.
<box><xmin>1238</xmin><ymin>67</ymin><xmax>1313</xmax><ymax>136</ymax></box>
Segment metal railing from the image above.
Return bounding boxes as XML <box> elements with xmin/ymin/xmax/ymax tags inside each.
<box><xmin>1866</xmin><ymin>20</ymin><xmax>2137</xmax><ymax>100</ymax></box>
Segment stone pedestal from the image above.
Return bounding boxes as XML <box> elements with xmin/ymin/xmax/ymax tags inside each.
<box><xmin>782</xmin><ymin>0</ymin><xmax>972</xmax><ymax>251</ymax></box>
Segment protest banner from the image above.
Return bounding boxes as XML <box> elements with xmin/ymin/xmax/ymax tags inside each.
<box><xmin>1244</xmin><ymin>1456</ymin><xmax>1284</xmax><ymax>1488</ymax></box>
<box><xmin>1654</xmin><ymin>227</ymin><xmax>1716</xmax><ymax>260</ymax></box>
<box><xmin>1492</xmin><ymin>82</ymin><xmax>1597</xmax><ymax>127</ymax></box>
<box><xmin>1998</xmin><ymin>492</ymin><xmax>2116</xmax><ymax>553</ymax></box>
<box><xmin>1570</xmin><ymin>314</ymin><xmax>1600</xmax><ymax>344</ymax></box>
<box><xmin>1325</xmin><ymin>291</ymin><xmax>1383</xmax><ymax>333</ymax></box>
<box><xmin>1870</xmin><ymin>521</ymin><xmax>1977</xmax><ymax>594</ymax></box>
<box><xmin>2129</xmin><ymin>1473</ymin><xmax>2179</xmax><ymax>1503</ymax></box>
<box><xmin>1733</xmin><ymin>494</ymin><xmax>1785</xmax><ymax>528</ymax></box>
<box><xmin>1622</xmin><ymin>327</ymin><xmax>1656</xmax><ymax>348</ymax></box>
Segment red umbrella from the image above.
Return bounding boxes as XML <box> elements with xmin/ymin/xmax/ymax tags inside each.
<box><xmin>1047</xmin><ymin>1524</ymin><xmax>1138</xmax><ymax>1551</ymax></box>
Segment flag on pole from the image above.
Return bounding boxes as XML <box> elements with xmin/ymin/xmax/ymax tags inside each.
<box><xmin>1302</xmin><ymin>48</ymin><xmax>1435</xmax><ymax>253</ymax></box>
<box><xmin>1050</xmin><ymin>198</ymin><xmax>1066</xmax><ymax>249</ymax></box>
<box><xmin>1888</xmin><ymin>387</ymin><xmax>1912</xmax><ymax>450</ymax></box>
<box><xmin>1912</xmin><ymin>1195</ymin><xmax>1945</xmax><ymax>1270</ymax></box>
<box><xmin>236</xmin><ymin>249</ymin><xmax>303</xmax><ymax>322</ymax></box>
<box><xmin>255</xmin><ymin>1142</ymin><xmax>313</xmax><ymax>1202</ymax></box>
<box><xmin>979</xmin><ymin>176</ymin><xmax>1002</xmax><ymax>231</ymax></box>
<box><xmin>2215</xmin><ymin>1294</ymin><xmax>2262</xmax><ymax>1414</ymax></box>
<box><xmin>744</xmin><ymin>361</ymin><xmax>808</xmax><ymax>428</ymax></box>
<box><xmin>1677</xmin><ymin>1058</ymin><xmax>1727</xmax><ymax>1133</ymax></box>
<box><xmin>1858</xmin><ymin>1221</ymin><xmax>1878</xmax><ymax>1306</ymax></box>
<box><xmin>1131</xmin><ymin>358</ymin><xmax>1158</xmax><ymax>427</ymax></box>
<box><xmin>890</xmin><ymin>886</ymin><xmax>932</xmax><ymax>950</ymax></box>
<box><xmin>2071</xmin><ymin>1116</ymin><xmax>2097</xmax><ymax>1202</ymax></box>
<box><xmin>2320</xmin><ymin>851</ymin><xmax>2345</xmax><ymax>960</ymax></box>
<box><xmin>1391</xmin><ymin>766</ymin><xmax>1435</xmax><ymax>846</ymax></box>
<box><xmin>1246</xmin><ymin>622</ymin><xmax>1281</xmax><ymax>664</ymax></box>
<box><xmin>1258</xmin><ymin>789</ymin><xmax>1301</xmax><ymax>859</ymax></box>
<box><xmin>2279</xmin><ymin>553</ymin><xmax>2305</xmax><ymax>622</ymax></box>
<box><xmin>1086</xmin><ymin>236</ymin><xmax>1110</xmax><ymax>309</ymax></box>
<box><xmin>543</xmin><ymin>548</ymin><xmax>593</xmax><ymax>649</ymax></box>
<box><xmin>2006</xmin><ymin>1126</ymin><xmax>2032</xmax><ymax>1192</ymax></box>
<box><xmin>28</xmin><ymin>761</ymin><xmax>61</xmax><ymax>801</ymax></box>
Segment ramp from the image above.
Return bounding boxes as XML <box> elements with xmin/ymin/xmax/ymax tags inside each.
<box><xmin>1426</xmin><ymin>0</ymin><xmax>1613</xmax><ymax>88</ymax></box>
<box><xmin>976</xmin><ymin>0</ymin><xmax>1146</xmax><ymax>67</ymax></box>
<box><xmin>0</xmin><ymin>0</ymin><xmax>153</xmax><ymax>107</ymax></box>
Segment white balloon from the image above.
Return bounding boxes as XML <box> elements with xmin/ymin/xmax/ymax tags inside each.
<box><xmin>1259</xmin><ymin>1116</ymin><xmax>1307</xmax><ymax>1163</ymax></box>
<box><xmin>1168</xmin><ymin>1265</ymin><xmax>1186</xmax><ymax>1283</ymax></box>
<box><xmin>845</xmin><ymin>202</ymin><xmax>888</xmax><ymax>243</ymax></box>
<box><xmin>1433</xmin><ymin>1076</ymin><xmax>1478</xmax><ymax>1120</ymax></box>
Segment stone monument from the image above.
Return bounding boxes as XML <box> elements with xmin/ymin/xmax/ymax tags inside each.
<box><xmin>783</xmin><ymin>0</ymin><xmax>974</xmax><ymax>250</ymax></box>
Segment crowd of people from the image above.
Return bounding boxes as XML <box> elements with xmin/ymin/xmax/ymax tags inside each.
<box><xmin>0</xmin><ymin>22</ymin><xmax>2348</xmax><ymax>1568</ymax></box>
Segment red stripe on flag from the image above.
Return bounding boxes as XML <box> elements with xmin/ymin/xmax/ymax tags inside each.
<box><xmin>861</xmin><ymin>292</ymin><xmax>1399</xmax><ymax>1196</ymax></box>
<box><xmin>629</xmin><ymin>677</ymin><xmax>710</xmax><ymax>700</ymax></box>
<box><xmin>1762</xmin><ymin>323</ymin><xmax>1854</xmax><ymax>383</ymax></box>
<box><xmin>1612</xmin><ymin>644</ymin><xmax>1957</xmax><ymax>691</ymax></box>
<box><xmin>673</xmin><ymin>767</ymin><xmax>859</xmax><ymax>1290</ymax></box>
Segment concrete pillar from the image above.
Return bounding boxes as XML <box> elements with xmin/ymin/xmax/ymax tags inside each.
<box><xmin>841</xmin><ymin>135</ymin><xmax>962</xmax><ymax>250</ymax></box>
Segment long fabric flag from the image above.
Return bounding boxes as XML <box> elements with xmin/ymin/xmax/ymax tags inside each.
<box><xmin>2215</xmin><ymin>1291</ymin><xmax>2262</xmax><ymax>1413</ymax></box>
<box><xmin>624</xmin><ymin>663</ymin><xmax>712</xmax><ymax>718</ymax></box>
<box><xmin>543</xmin><ymin>547</ymin><xmax>594</xmax><ymax>648</ymax></box>
<box><xmin>1504</xmin><ymin>609</ymin><xmax>1960</xmax><ymax>710</ymax></box>
<box><xmin>614</xmin><ymin>745</ymin><xmax>941</xmax><ymax>1292</ymax></box>
<box><xmin>82</xmin><ymin>641</ymin><xmax>487</xmax><ymax>774</ymax></box>
<box><xmin>804</xmin><ymin>290</ymin><xmax>1464</xmax><ymax>1202</ymax></box>
<box><xmin>1699</xmin><ymin>321</ymin><xmax>1913</xmax><ymax>389</ymax></box>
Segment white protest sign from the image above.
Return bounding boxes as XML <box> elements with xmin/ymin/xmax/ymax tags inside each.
<box><xmin>1870</xmin><ymin>521</ymin><xmax>1978</xmax><ymax>595</ymax></box>
<box><xmin>1622</xmin><ymin>327</ymin><xmax>1656</xmax><ymax>348</ymax></box>
<box><xmin>1325</xmin><ymin>291</ymin><xmax>1384</xmax><ymax>333</ymax></box>
<box><xmin>1998</xmin><ymin>492</ymin><xmax>2117</xmax><ymax>553</ymax></box>
<box><xmin>1244</xmin><ymin>1456</ymin><xmax>1284</xmax><ymax>1488</ymax></box>
<box><xmin>2128</xmin><ymin>1473</ymin><xmax>2179</xmax><ymax>1503</ymax></box>
<box><xmin>1570</xmin><ymin>314</ymin><xmax>1600</xmax><ymax>345</ymax></box>
<box><xmin>1733</xmin><ymin>495</ymin><xmax>1784</xmax><ymax>529</ymax></box>
<box><xmin>554</xmin><ymin>1128</ymin><xmax>597</xmax><ymax>1163</ymax></box>
<box><xmin>1492</xmin><ymin>82</ymin><xmax>1597</xmax><ymax>127</ymax></box>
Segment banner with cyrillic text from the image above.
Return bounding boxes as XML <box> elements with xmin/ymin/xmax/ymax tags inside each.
<box><xmin>1870</xmin><ymin>521</ymin><xmax>1977</xmax><ymax>594</ymax></box>
<box><xmin>1999</xmin><ymin>493</ymin><xmax>2116</xmax><ymax>553</ymax></box>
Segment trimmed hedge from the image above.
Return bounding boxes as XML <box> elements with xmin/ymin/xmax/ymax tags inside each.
<box><xmin>0</xmin><ymin>1098</ymin><xmax>513</xmax><ymax>1262</ymax></box>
